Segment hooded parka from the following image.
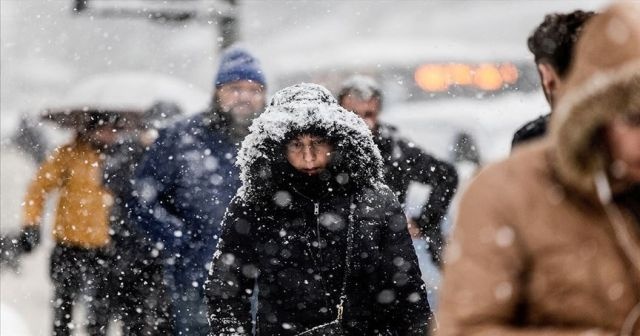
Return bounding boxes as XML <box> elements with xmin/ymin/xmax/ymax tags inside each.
<box><xmin>205</xmin><ymin>83</ymin><xmax>431</xmax><ymax>335</ymax></box>
<box><xmin>437</xmin><ymin>3</ymin><xmax>640</xmax><ymax>336</ymax></box>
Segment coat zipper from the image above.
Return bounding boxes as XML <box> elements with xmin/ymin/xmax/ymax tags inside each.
<box><xmin>291</xmin><ymin>188</ymin><xmax>328</xmax><ymax>279</ymax></box>
<box><xmin>314</xmin><ymin>202</ymin><xmax>324</xmax><ymax>265</ymax></box>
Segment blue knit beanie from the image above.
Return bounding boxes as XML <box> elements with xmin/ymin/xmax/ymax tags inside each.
<box><xmin>214</xmin><ymin>46</ymin><xmax>266</xmax><ymax>88</ymax></box>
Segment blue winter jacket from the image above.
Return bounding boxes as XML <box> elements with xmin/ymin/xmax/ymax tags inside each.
<box><xmin>132</xmin><ymin>112</ymin><xmax>240</xmax><ymax>285</ymax></box>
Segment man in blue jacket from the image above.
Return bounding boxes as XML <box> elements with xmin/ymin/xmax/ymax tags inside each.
<box><xmin>132</xmin><ymin>45</ymin><xmax>267</xmax><ymax>336</ymax></box>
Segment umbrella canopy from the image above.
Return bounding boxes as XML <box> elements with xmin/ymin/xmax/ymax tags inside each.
<box><xmin>42</xmin><ymin>72</ymin><xmax>210</xmax><ymax>129</ymax></box>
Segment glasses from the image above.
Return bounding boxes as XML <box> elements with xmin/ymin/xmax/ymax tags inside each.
<box><xmin>285</xmin><ymin>138</ymin><xmax>332</xmax><ymax>154</ymax></box>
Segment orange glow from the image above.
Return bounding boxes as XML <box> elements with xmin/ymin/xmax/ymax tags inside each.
<box><xmin>448</xmin><ymin>64</ymin><xmax>473</xmax><ymax>85</ymax></box>
<box><xmin>414</xmin><ymin>62</ymin><xmax>519</xmax><ymax>92</ymax></box>
<box><xmin>499</xmin><ymin>63</ymin><xmax>519</xmax><ymax>84</ymax></box>
<box><xmin>415</xmin><ymin>65</ymin><xmax>448</xmax><ymax>92</ymax></box>
<box><xmin>473</xmin><ymin>64</ymin><xmax>503</xmax><ymax>91</ymax></box>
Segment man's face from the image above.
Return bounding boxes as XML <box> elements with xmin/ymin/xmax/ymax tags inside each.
<box><xmin>216</xmin><ymin>80</ymin><xmax>266</xmax><ymax>126</ymax></box>
<box><xmin>340</xmin><ymin>95</ymin><xmax>381</xmax><ymax>131</ymax></box>
<box><xmin>607</xmin><ymin>113</ymin><xmax>640</xmax><ymax>183</ymax></box>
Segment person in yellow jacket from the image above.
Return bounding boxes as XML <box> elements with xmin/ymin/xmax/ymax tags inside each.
<box><xmin>20</xmin><ymin>117</ymin><xmax>119</xmax><ymax>336</ymax></box>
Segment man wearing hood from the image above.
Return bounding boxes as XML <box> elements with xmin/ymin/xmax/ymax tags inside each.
<box><xmin>132</xmin><ymin>45</ymin><xmax>267</xmax><ymax>336</ymax></box>
<box><xmin>206</xmin><ymin>83</ymin><xmax>431</xmax><ymax>335</ymax></box>
<box><xmin>438</xmin><ymin>2</ymin><xmax>640</xmax><ymax>335</ymax></box>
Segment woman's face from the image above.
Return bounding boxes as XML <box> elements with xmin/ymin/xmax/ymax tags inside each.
<box><xmin>285</xmin><ymin>134</ymin><xmax>333</xmax><ymax>175</ymax></box>
<box><xmin>607</xmin><ymin>112</ymin><xmax>640</xmax><ymax>183</ymax></box>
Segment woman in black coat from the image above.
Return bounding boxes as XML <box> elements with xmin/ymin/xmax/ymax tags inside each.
<box><xmin>206</xmin><ymin>83</ymin><xmax>432</xmax><ymax>335</ymax></box>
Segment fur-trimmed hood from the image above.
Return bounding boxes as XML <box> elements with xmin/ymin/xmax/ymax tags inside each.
<box><xmin>551</xmin><ymin>1</ymin><xmax>640</xmax><ymax>196</ymax></box>
<box><xmin>236</xmin><ymin>83</ymin><xmax>384</xmax><ymax>202</ymax></box>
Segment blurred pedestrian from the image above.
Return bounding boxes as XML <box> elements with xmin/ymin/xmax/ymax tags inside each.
<box><xmin>512</xmin><ymin>10</ymin><xmax>595</xmax><ymax>148</ymax></box>
<box><xmin>206</xmin><ymin>83</ymin><xmax>432</xmax><ymax>335</ymax></box>
<box><xmin>132</xmin><ymin>45</ymin><xmax>267</xmax><ymax>336</ymax></box>
<box><xmin>450</xmin><ymin>131</ymin><xmax>481</xmax><ymax>183</ymax></box>
<box><xmin>18</xmin><ymin>115</ymin><xmax>119</xmax><ymax>336</ymax></box>
<box><xmin>438</xmin><ymin>2</ymin><xmax>640</xmax><ymax>335</ymax></box>
<box><xmin>103</xmin><ymin>101</ymin><xmax>182</xmax><ymax>335</ymax></box>
<box><xmin>338</xmin><ymin>75</ymin><xmax>458</xmax><ymax>268</ymax></box>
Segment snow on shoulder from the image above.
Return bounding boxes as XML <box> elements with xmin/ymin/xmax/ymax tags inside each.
<box><xmin>236</xmin><ymin>83</ymin><xmax>384</xmax><ymax>201</ymax></box>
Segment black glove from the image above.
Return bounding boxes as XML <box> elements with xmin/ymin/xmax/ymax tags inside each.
<box><xmin>1</xmin><ymin>234</ymin><xmax>19</xmax><ymax>270</ymax></box>
<box><xmin>18</xmin><ymin>226</ymin><xmax>41</xmax><ymax>252</ymax></box>
<box><xmin>0</xmin><ymin>227</ymin><xmax>40</xmax><ymax>272</ymax></box>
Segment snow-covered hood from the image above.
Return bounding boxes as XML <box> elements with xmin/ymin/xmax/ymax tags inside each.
<box><xmin>236</xmin><ymin>83</ymin><xmax>383</xmax><ymax>201</ymax></box>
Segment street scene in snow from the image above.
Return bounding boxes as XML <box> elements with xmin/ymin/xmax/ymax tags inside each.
<box><xmin>1</xmin><ymin>0</ymin><xmax>639</xmax><ymax>335</ymax></box>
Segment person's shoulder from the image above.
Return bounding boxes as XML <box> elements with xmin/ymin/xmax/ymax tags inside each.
<box><xmin>55</xmin><ymin>142</ymin><xmax>76</xmax><ymax>153</ymax></box>
<box><xmin>43</xmin><ymin>142</ymin><xmax>75</xmax><ymax>162</ymax></box>
<box><xmin>512</xmin><ymin>113</ymin><xmax>551</xmax><ymax>147</ymax></box>
<box><xmin>163</xmin><ymin>112</ymin><xmax>208</xmax><ymax>134</ymax></box>
<box><xmin>379</xmin><ymin>123</ymin><xmax>431</xmax><ymax>155</ymax></box>
<box><xmin>154</xmin><ymin>112</ymin><xmax>216</xmax><ymax>148</ymax></box>
<box><xmin>359</xmin><ymin>181</ymin><xmax>399</xmax><ymax>207</ymax></box>
<box><xmin>379</xmin><ymin>123</ymin><xmax>408</xmax><ymax>145</ymax></box>
<box><xmin>377</xmin><ymin>123</ymin><xmax>398</xmax><ymax>136</ymax></box>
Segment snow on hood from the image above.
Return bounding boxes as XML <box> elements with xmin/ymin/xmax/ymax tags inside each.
<box><xmin>236</xmin><ymin>83</ymin><xmax>383</xmax><ymax>201</ymax></box>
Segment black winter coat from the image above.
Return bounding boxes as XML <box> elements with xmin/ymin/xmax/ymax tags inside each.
<box><xmin>205</xmin><ymin>84</ymin><xmax>431</xmax><ymax>336</ymax></box>
<box><xmin>206</xmin><ymin>184</ymin><xmax>431</xmax><ymax>335</ymax></box>
<box><xmin>374</xmin><ymin>124</ymin><xmax>458</xmax><ymax>267</ymax></box>
<box><xmin>511</xmin><ymin>113</ymin><xmax>550</xmax><ymax>149</ymax></box>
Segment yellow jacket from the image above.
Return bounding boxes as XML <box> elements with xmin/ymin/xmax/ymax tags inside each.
<box><xmin>23</xmin><ymin>140</ymin><xmax>112</xmax><ymax>248</ymax></box>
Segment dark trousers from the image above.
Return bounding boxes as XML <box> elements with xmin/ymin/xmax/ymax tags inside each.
<box><xmin>50</xmin><ymin>244</ymin><xmax>110</xmax><ymax>336</ymax></box>
<box><xmin>109</xmin><ymin>256</ymin><xmax>173</xmax><ymax>335</ymax></box>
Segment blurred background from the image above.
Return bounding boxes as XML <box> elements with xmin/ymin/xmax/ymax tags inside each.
<box><xmin>1</xmin><ymin>1</ymin><xmax>608</xmax><ymax>334</ymax></box>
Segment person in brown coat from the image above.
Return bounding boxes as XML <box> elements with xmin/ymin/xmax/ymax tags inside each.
<box><xmin>437</xmin><ymin>2</ymin><xmax>640</xmax><ymax>336</ymax></box>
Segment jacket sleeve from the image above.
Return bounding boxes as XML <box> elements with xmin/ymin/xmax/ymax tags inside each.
<box><xmin>131</xmin><ymin>129</ymin><xmax>186</xmax><ymax>250</ymax></box>
<box><xmin>23</xmin><ymin>146</ymin><xmax>67</xmax><ymax>227</ymax></box>
<box><xmin>436</xmin><ymin>169</ymin><xmax>616</xmax><ymax>336</ymax></box>
<box><xmin>205</xmin><ymin>196</ymin><xmax>257</xmax><ymax>336</ymax></box>
<box><xmin>377</xmin><ymin>186</ymin><xmax>433</xmax><ymax>336</ymax></box>
<box><xmin>404</xmin><ymin>144</ymin><xmax>458</xmax><ymax>268</ymax></box>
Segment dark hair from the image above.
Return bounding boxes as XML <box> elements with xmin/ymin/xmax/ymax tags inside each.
<box><xmin>527</xmin><ymin>10</ymin><xmax>595</xmax><ymax>78</ymax></box>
